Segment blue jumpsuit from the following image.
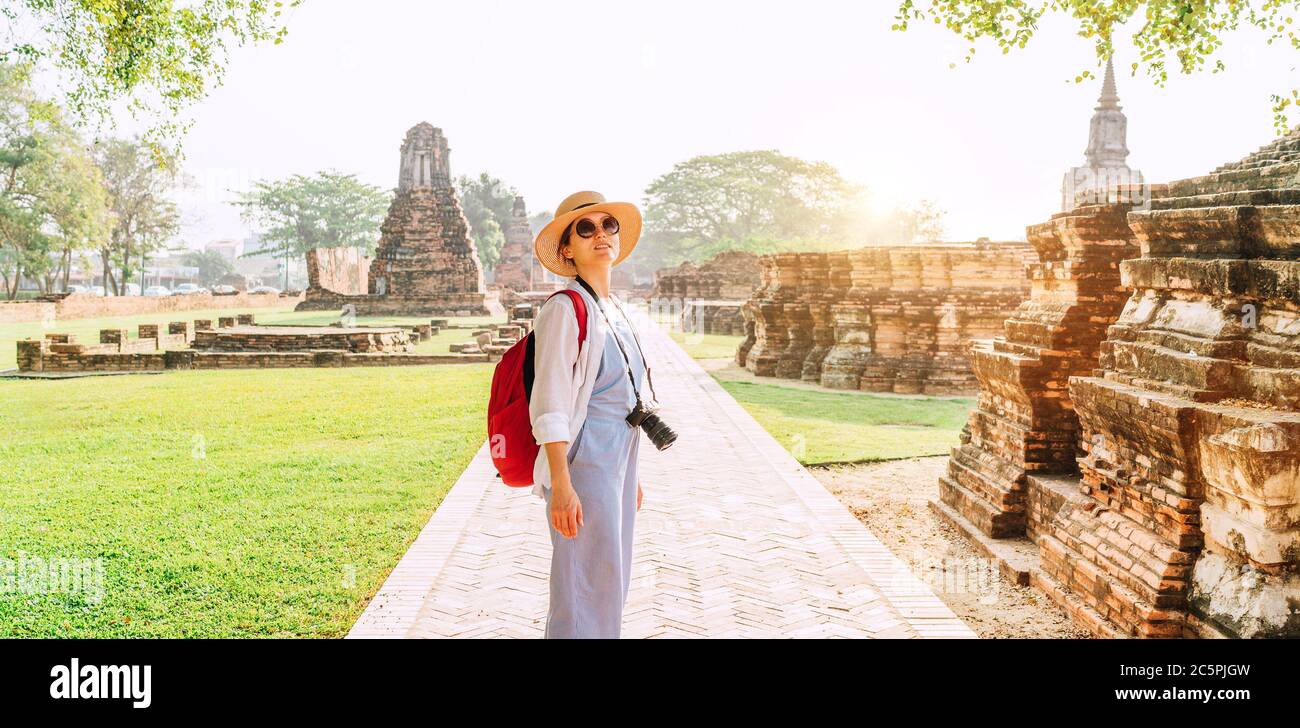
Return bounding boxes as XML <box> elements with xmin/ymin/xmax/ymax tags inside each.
<box><xmin>542</xmin><ymin>303</ymin><xmax>645</xmax><ymax>639</ymax></box>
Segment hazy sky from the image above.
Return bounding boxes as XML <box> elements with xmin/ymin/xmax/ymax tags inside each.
<box><xmin>89</xmin><ymin>0</ymin><xmax>1300</xmax><ymax>246</ymax></box>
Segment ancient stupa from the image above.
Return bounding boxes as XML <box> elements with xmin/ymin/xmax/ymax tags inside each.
<box><xmin>366</xmin><ymin>122</ymin><xmax>488</xmax><ymax>313</ymax></box>
<box><xmin>297</xmin><ymin>122</ymin><xmax>488</xmax><ymax>315</ymax></box>
<box><xmin>492</xmin><ymin>195</ymin><xmax>534</xmax><ymax>293</ymax></box>
<box><xmin>1061</xmin><ymin>58</ymin><xmax>1146</xmax><ymax>210</ymax></box>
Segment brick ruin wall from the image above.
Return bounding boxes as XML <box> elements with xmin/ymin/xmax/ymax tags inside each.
<box><xmin>0</xmin><ymin>291</ymin><xmax>296</xmax><ymax>325</ymax></box>
<box><xmin>16</xmin><ymin>315</ymin><xmax>490</xmax><ymax>373</ymax></box>
<box><xmin>681</xmin><ymin>301</ymin><xmax>746</xmax><ymax>336</ymax></box>
<box><xmin>653</xmin><ymin>251</ymin><xmax>762</xmax><ymax>335</ymax></box>
<box><xmin>739</xmin><ymin>244</ymin><xmax>1034</xmax><ymax>395</ymax></box>
<box><xmin>305</xmin><ymin>247</ymin><xmax>371</xmax><ymax>295</ymax></box>
<box><xmin>938</xmin><ymin>131</ymin><xmax>1300</xmax><ymax>638</ymax></box>
<box><xmin>653</xmin><ymin>250</ymin><xmax>763</xmax><ymax>302</ymax></box>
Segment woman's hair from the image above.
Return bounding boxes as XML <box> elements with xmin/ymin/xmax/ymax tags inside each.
<box><xmin>557</xmin><ymin>221</ymin><xmax>575</xmax><ymax>266</ymax></box>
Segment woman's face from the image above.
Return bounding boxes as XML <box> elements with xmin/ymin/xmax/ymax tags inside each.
<box><xmin>560</xmin><ymin>211</ymin><xmax>620</xmax><ymax>270</ymax></box>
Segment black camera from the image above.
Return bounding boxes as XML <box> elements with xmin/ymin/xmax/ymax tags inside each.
<box><xmin>626</xmin><ymin>400</ymin><xmax>677</xmax><ymax>451</ymax></box>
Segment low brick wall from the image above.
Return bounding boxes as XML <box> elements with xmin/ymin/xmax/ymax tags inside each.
<box><xmin>191</xmin><ymin>326</ymin><xmax>412</xmax><ymax>353</ymax></box>
<box><xmin>0</xmin><ymin>291</ymin><xmax>302</xmax><ymax>324</ymax></box>
<box><xmin>172</xmin><ymin>351</ymin><xmax>489</xmax><ymax>369</ymax></box>
<box><xmin>17</xmin><ymin>317</ymin><xmax>490</xmax><ymax>374</ymax></box>
<box><xmin>295</xmin><ymin>290</ymin><xmax>491</xmax><ymax>316</ymax></box>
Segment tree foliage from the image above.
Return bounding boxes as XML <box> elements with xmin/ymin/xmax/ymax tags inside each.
<box><xmin>180</xmin><ymin>248</ymin><xmax>233</xmax><ymax>286</ymax></box>
<box><xmin>94</xmin><ymin>136</ymin><xmax>181</xmax><ymax>294</ymax></box>
<box><xmin>0</xmin><ymin>63</ymin><xmax>109</xmax><ymax>298</ymax></box>
<box><xmin>1</xmin><ymin>0</ymin><xmax>302</xmax><ymax>157</ymax></box>
<box><xmin>893</xmin><ymin>0</ymin><xmax>1300</xmax><ymax>133</ymax></box>
<box><xmin>455</xmin><ymin>172</ymin><xmax>518</xmax><ymax>272</ymax></box>
<box><xmin>639</xmin><ymin>150</ymin><xmax>879</xmax><ymax>269</ymax></box>
<box><xmin>233</xmin><ymin>170</ymin><xmax>388</xmax><ymax>266</ymax></box>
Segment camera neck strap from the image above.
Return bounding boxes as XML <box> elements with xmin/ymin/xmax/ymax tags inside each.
<box><xmin>573</xmin><ymin>275</ymin><xmax>658</xmax><ymax>406</ymax></box>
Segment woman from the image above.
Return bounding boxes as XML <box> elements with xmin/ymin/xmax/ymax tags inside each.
<box><xmin>528</xmin><ymin>190</ymin><xmax>649</xmax><ymax>639</ymax></box>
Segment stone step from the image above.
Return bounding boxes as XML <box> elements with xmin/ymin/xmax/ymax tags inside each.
<box><xmin>1148</xmin><ymin>187</ymin><xmax>1300</xmax><ymax>210</ymax></box>
<box><xmin>1166</xmin><ymin>160</ymin><xmax>1300</xmax><ymax>197</ymax></box>
<box><xmin>1030</xmin><ymin>564</ymin><xmax>1128</xmax><ymax>638</ymax></box>
<box><xmin>927</xmin><ymin>498</ymin><xmax>1037</xmax><ymax>586</ymax></box>
<box><xmin>1035</xmin><ymin>530</ymin><xmax>1185</xmax><ymax>637</ymax></box>
<box><xmin>938</xmin><ymin>472</ymin><xmax>1025</xmax><ymax>539</ymax></box>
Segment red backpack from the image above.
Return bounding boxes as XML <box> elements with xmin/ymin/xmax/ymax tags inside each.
<box><xmin>487</xmin><ymin>290</ymin><xmax>587</xmax><ymax>486</ymax></box>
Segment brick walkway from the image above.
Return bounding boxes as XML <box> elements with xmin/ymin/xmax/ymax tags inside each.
<box><xmin>347</xmin><ymin>315</ymin><xmax>975</xmax><ymax>639</ymax></box>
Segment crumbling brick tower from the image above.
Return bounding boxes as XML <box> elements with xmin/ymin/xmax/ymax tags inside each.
<box><xmin>493</xmin><ymin>195</ymin><xmax>534</xmax><ymax>293</ymax></box>
<box><xmin>1063</xmin><ymin>133</ymin><xmax>1300</xmax><ymax>637</ymax></box>
<box><xmin>367</xmin><ymin>122</ymin><xmax>488</xmax><ymax>313</ymax></box>
<box><xmin>938</xmin><ymin>201</ymin><xmax>1148</xmax><ymax>539</ymax></box>
<box><xmin>940</xmin><ymin>134</ymin><xmax>1300</xmax><ymax>638</ymax></box>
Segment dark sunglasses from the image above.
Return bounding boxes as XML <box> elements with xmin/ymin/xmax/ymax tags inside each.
<box><xmin>574</xmin><ymin>215</ymin><xmax>619</xmax><ymax>238</ymax></box>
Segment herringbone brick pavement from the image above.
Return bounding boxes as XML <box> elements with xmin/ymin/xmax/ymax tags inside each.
<box><xmin>348</xmin><ymin>313</ymin><xmax>975</xmax><ymax>639</ymax></box>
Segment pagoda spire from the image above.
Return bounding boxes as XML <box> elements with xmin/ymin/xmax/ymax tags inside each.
<box><xmin>1096</xmin><ymin>57</ymin><xmax>1120</xmax><ymax>110</ymax></box>
<box><xmin>1061</xmin><ymin>56</ymin><xmax>1144</xmax><ymax>210</ymax></box>
<box><xmin>1083</xmin><ymin>57</ymin><xmax>1129</xmax><ymax>169</ymax></box>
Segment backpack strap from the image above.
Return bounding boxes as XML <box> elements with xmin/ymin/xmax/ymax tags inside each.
<box><xmin>523</xmin><ymin>290</ymin><xmax>588</xmax><ymax>402</ymax></box>
<box><xmin>548</xmin><ymin>289</ymin><xmax>587</xmax><ymax>345</ymax></box>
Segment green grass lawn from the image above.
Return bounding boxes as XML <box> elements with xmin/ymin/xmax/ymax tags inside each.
<box><xmin>657</xmin><ymin>323</ymin><xmax>969</xmax><ymax>463</ymax></box>
<box><xmin>0</xmin><ymin>364</ymin><xmax>492</xmax><ymax>637</ymax></box>
<box><xmin>718</xmin><ymin>380</ymin><xmax>972</xmax><ymax>465</ymax></box>
<box><xmin>668</xmin><ymin>331</ymin><xmax>744</xmax><ymax>360</ymax></box>
<box><xmin>0</xmin><ymin>305</ymin><xmax>504</xmax><ymax>369</ymax></box>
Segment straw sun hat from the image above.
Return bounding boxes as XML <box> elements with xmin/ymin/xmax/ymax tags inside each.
<box><xmin>533</xmin><ymin>190</ymin><xmax>642</xmax><ymax>277</ymax></box>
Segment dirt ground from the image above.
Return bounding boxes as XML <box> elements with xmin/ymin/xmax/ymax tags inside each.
<box><xmin>812</xmin><ymin>456</ymin><xmax>1092</xmax><ymax>639</ymax></box>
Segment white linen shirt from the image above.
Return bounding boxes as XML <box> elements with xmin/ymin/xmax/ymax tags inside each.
<box><xmin>528</xmin><ymin>279</ymin><xmax>609</xmax><ymax>499</ymax></box>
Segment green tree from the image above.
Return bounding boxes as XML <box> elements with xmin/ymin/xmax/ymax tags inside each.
<box><xmin>181</xmin><ymin>249</ymin><xmax>234</xmax><ymax>286</ymax></box>
<box><xmin>94</xmin><ymin>136</ymin><xmax>181</xmax><ymax>294</ymax></box>
<box><xmin>893</xmin><ymin>0</ymin><xmax>1300</xmax><ymax>133</ymax></box>
<box><xmin>0</xmin><ymin>63</ymin><xmax>109</xmax><ymax>298</ymax></box>
<box><xmin>456</xmin><ymin>172</ymin><xmax>517</xmax><ymax>271</ymax></box>
<box><xmin>639</xmin><ymin>150</ymin><xmax>868</xmax><ymax>269</ymax></box>
<box><xmin>233</xmin><ymin>170</ymin><xmax>388</xmax><ymax>289</ymax></box>
<box><xmin>1</xmin><ymin>0</ymin><xmax>302</xmax><ymax>156</ymax></box>
<box><xmin>41</xmin><ymin>132</ymin><xmax>110</xmax><ymax>292</ymax></box>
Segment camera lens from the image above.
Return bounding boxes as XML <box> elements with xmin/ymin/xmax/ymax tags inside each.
<box><xmin>638</xmin><ymin>411</ymin><xmax>677</xmax><ymax>451</ymax></box>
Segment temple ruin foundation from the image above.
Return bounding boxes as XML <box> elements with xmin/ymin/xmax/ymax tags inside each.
<box><xmin>936</xmin><ymin>133</ymin><xmax>1300</xmax><ymax>638</ymax></box>
<box><xmin>741</xmin><ymin>242</ymin><xmax>1033</xmax><ymax>395</ymax></box>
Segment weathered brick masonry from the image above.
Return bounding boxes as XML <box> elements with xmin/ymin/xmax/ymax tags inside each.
<box><xmin>742</xmin><ymin>243</ymin><xmax>1033</xmax><ymax>395</ymax></box>
<box><xmin>654</xmin><ymin>251</ymin><xmax>762</xmax><ymax>336</ymax></box>
<box><xmin>16</xmin><ymin>315</ymin><xmax>490</xmax><ymax>373</ymax></box>
<box><xmin>0</xmin><ymin>290</ymin><xmax>294</xmax><ymax>324</ymax></box>
<box><xmin>938</xmin><ymin>133</ymin><xmax>1300</xmax><ymax>638</ymax></box>
<box><xmin>297</xmin><ymin>122</ymin><xmax>488</xmax><ymax>316</ymax></box>
<box><xmin>652</xmin><ymin>250</ymin><xmax>761</xmax><ymax>303</ymax></box>
<box><xmin>492</xmin><ymin>196</ymin><xmax>535</xmax><ymax>294</ymax></box>
<box><xmin>938</xmin><ymin>201</ymin><xmax>1151</xmax><ymax>540</ymax></box>
<box><xmin>305</xmin><ymin>246</ymin><xmax>371</xmax><ymax>295</ymax></box>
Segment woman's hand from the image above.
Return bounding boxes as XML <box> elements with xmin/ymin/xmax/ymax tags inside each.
<box><xmin>550</xmin><ymin>478</ymin><xmax>583</xmax><ymax>539</ymax></box>
<box><xmin>637</xmin><ymin>480</ymin><xmax>643</xmax><ymax>511</ymax></box>
<box><xmin>544</xmin><ymin>441</ymin><xmax>582</xmax><ymax>538</ymax></box>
